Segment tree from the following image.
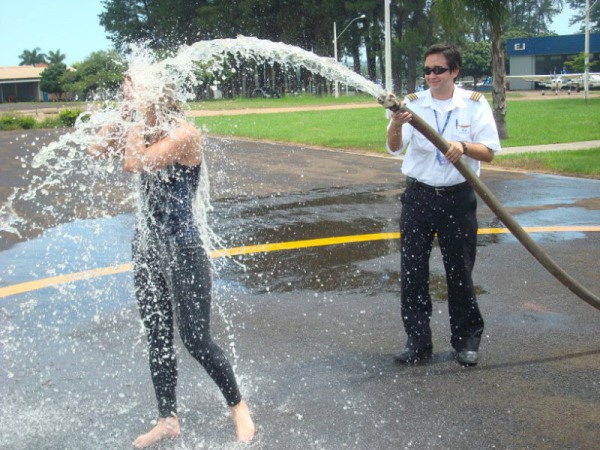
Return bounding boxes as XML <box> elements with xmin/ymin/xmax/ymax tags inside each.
<box><xmin>61</xmin><ymin>50</ymin><xmax>127</xmax><ymax>100</ymax></box>
<box><xmin>97</xmin><ymin>0</ymin><xmax>575</xmax><ymax>106</ymax></box>
<box><xmin>565</xmin><ymin>51</ymin><xmax>600</xmax><ymax>71</ymax></box>
<box><xmin>567</xmin><ymin>0</ymin><xmax>600</xmax><ymax>32</ymax></box>
<box><xmin>47</xmin><ymin>49</ymin><xmax>67</xmax><ymax>65</ymax></box>
<box><xmin>100</xmin><ymin>0</ymin><xmax>212</xmax><ymax>52</ymax></box>
<box><xmin>339</xmin><ymin>0</ymin><xmax>371</xmax><ymax>75</ymax></box>
<box><xmin>99</xmin><ymin>0</ymin><xmax>372</xmax><ymax>96</ymax></box>
<box><xmin>461</xmin><ymin>39</ymin><xmax>492</xmax><ymax>87</ymax></box>
<box><xmin>469</xmin><ymin>1</ymin><xmax>510</xmax><ymax>139</ymax></box>
<box><xmin>40</xmin><ymin>63</ymin><xmax>68</xmax><ymax>98</ymax></box>
<box><xmin>18</xmin><ymin>47</ymin><xmax>47</xmax><ymax>66</ymax></box>
<box><xmin>393</xmin><ymin>1</ymin><xmax>436</xmax><ymax>94</ymax></box>
<box><xmin>507</xmin><ymin>0</ymin><xmax>564</xmax><ymax>35</ymax></box>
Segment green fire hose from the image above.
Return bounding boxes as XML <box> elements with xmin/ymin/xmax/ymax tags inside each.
<box><xmin>378</xmin><ymin>92</ymin><xmax>600</xmax><ymax>311</ymax></box>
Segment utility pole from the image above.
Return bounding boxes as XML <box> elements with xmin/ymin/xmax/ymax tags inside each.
<box><xmin>384</xmin><ymin>0</ymin><xmax>392</xmax><ymax>93</ymax></box>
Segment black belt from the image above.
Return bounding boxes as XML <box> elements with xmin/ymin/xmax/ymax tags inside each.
<box><xmin>406</xmin><ymin>177</ymin><xmax>470</xmax><ymax>195</ymax></box>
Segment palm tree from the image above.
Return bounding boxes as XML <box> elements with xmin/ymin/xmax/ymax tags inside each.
<box><xmin>476</xmin><ymin>0</ymin><xmax>511</xmax><ymax>139</ymax></box>
<box><xmin>531</xmin><ymin>0</ymin><xmax>563</xmax><ymax>34</ymax></box>
<box><xmin>436</xmin><ymin>0</ymin><xmax>566</xmax><ymax>139</ymax></box>
<box><xmin>18</xmin><ymin>47</ymin><xmax>47</xmax><ymax>66</ymax></box>
<box><xmin>435</xmin><ymin>0</ymin><xmax>510</xmax><ymax>138</ymax></box>
<box><xmin>47</xmin><ymin>49</ymin><xmax>67</xmax><ymax>65</ymax></box>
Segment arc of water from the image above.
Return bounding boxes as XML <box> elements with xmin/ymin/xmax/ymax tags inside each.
<box><xmin>157</xmin><ymin>35</ymin><xmax>387</xmax><ymax>99</ymax></box>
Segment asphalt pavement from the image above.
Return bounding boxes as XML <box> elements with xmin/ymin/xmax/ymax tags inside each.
<box><xmin>0</xmin><ymin>131</ymin><xmax>599</xmax><ymax>450</ymax></box>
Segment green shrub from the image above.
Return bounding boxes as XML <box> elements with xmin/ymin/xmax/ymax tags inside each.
<box><xmin>0</xmin><ymin>114</ymin><xmax>20</xmax><ymax>131</ymax></box>
<box><xmin>37</xmin><ymin>116</ymin><xmax>63</xmax><ymax>128</ymax></box>
<box><xmin>17</xmin><ymin>116</ymin><xmax>36</xmax><ymax>129</ymax></box>
<box><xmin>59</xmin><ymin>108</ymin><xmax>83</xmax><ymax>127</ymax></box>
<box><xmin>0</xmin><ymin>109</ymin><xmax>88</xmax><ymax>130</ymax></box>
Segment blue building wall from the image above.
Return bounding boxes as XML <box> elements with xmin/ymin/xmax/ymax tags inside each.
<box><xmin>507</xmin><ymin>34</ymin><xmax>600</xmax><ymax>56</ymax></box>
<box><xmin>506</xmin><ymin>34</ymin><xmax>600</xmax><ymax>89</ymax></box>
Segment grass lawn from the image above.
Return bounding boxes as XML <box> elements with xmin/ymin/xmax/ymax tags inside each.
<box><xmin>197</xmin><ymin>107</ymin><xmax>387</xmax><ymax>151</ymax></box>
<box><xmin>491</xmin><ymin>148</ymin><xmax>600</xmax><ymax>178</ymax></box>
<box><xmin>187</xmin><ymin>90</ymin><xmax>529</xmax><ymax>111</ymax></box>
<box><xmin>502</xmin><ymin>98</ymin><xmax>600</xmax><ymax>146</ymax></box>
<box><xmin>195</xmin><ymin>97</ymin><xmax>600</xmax><ymax>149</ymax></box>
<box><xmin>3</xmin><ymin>93</ymin><xmax>599</xmax><ymax>176</ymax></box>
<box><xmin>194</xmin><ymin>95</ymin><xmax>600</xmax><ymax>177</ymax></box>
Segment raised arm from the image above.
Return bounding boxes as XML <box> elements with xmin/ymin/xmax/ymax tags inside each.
<box><xmin>88</xmin><ymin>123</ymin><xmax>125</xmax><ymax>158</ymax></box>
<box><xmin>123</xmin><ymin>121</ymin><xmax>203</xmax><ymax>173</ymax></box>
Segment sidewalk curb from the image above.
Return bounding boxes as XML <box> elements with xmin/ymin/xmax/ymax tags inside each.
<box><xmin>501</xmin><ymin>140</ymin><xmax>600</xmax><ymax>154</ymax></box>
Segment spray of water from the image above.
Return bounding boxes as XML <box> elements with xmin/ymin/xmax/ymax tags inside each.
<box><xmin>3</xmin><ymin>35</ymin><xmax>386</xmax><ymax>255</ymax></box>
<box><xmin>166</xmin><ymin>35</ymin><xmax>386</xmax><ymax>98</ymax></box>
<box><xmin>1</xmin><ymin>37</ymin><xmax>390</xmax><ymax>447</ymax></box>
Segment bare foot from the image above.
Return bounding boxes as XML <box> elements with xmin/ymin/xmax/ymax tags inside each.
<box><xmin>230</xmin><ymin>400</ymin><xmax>256</xmax><ymax>442</ymax></box>
<box><xmin>132</xmin><ymin>416</ymin><xmax>180</xmax><ymax>449</ymax></box>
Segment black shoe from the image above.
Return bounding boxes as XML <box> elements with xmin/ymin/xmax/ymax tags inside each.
<box><xmin>456</xmin><ymin>350</ymin><xmax>479</xmax><ymax>366</ymax></box>
<box><xmin>394</xmin><ymin>346</ymin><xmax>433</xmax><ymax>364</ymax></box>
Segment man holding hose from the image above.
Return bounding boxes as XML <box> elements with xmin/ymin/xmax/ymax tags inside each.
<box><xmin>386</xmin><ymin>43</ymin><xmax>501</xmax><ymax>366</ymax></box>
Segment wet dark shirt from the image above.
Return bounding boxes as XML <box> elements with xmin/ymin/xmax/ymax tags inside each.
<box><xmin>138</xmin><ymin>163</ymin><xmax>201</xmax><ymax>243</ymax></box>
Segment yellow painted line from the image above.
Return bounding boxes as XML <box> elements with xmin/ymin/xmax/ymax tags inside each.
<box><xmin>211</xmin><ymin>232</ymin><xmax>400</xmax><ymax>257</ymax></box>
<box><xmin>1</xmin><ymin>226</ymin><xmax>599</xmax><ymax>299</ymax></box>
<box><xmin>0</xmin><ymin>263</ymin><xmax>133</xmax><ymax>299</ymax></box>
<box><xmin>478</xmin><ymin>226</ymin><xmax>600</xmax><ymax>235</ymax></box>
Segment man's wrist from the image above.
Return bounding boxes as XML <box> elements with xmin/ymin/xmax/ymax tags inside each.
<box><xmin>460</xmin><ymin>141</ymin><xmax>468</xmax><ymax>156</ymax></box>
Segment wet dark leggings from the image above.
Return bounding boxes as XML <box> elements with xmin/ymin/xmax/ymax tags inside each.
<box><xmin>133</xmin><ymin>235</ymin><xmax>242</xmax><ymax>417</ymax></box>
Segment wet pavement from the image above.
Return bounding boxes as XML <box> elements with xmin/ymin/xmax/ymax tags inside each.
<box><xmin>1</xmin><ymin>131</ymin><xmax>599</xmax><ymax>449</ymax></box>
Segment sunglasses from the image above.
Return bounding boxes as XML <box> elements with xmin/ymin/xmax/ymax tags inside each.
<box><xmin>424</xmin><ymin>66</ymin><xmax>449</xmax><ymax>75</ymax></box>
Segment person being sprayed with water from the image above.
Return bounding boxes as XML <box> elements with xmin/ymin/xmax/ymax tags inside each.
<box><xmin>386</xmin><ymin>44</ymin><xmax>501</xmax><ymax>367</ymax></box>
<box><xmin>88</xmin><ymin>73</ymin><xmax>255</xmax><ymax>447</ymax></box>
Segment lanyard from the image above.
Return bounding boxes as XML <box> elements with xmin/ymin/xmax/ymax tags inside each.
<box><xmin>433</xmin><ymin>109</ymin><xmax>452</xmax><ymax>136</ymax></box>
<box><xmin>432</xmin><ymin>109</ymin><xmax>453</xmax><ymax>166</ymax></box>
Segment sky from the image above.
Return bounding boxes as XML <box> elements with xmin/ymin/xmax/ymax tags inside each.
<box><xmin>549</xmin><ymin>4</ymin><xmax>583</xmax><ymax>35</ymax></box>
<box><xmin>0</xmin><ymin>1</ymin><xmax>585</xmax><ymax>68</ymax></box>
<box><xmin>0</xmin><ymin>0</ymin><xmax>112</xmax><ymax>67</ymax></box>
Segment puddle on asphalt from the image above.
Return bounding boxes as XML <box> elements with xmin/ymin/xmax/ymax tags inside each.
<box><xmin>9</xmin><ymin>179</ymin><xmax>595</xmax><ymax>305</ymax></box>
<box><xmin>217</xmin><ymin>239</ymin><xmax>485</xmax><ymax>301</ymax></box>
<box><xmin>211</xmin><ymin>185</ymin><xmax>486</xmax><ymax>300</ymax></box>
<box><xmin>478</xmin><ymin>206</ymin><xmax>600</xmax><ymax>246</ymax></box>
<box><xmin>490</xmin><ymin>174</ymin><xmax>600</xmax><ymax>208</ymax></box>
<box><xmin>212</xmin><ymin>184</ymin><xmax>400</xmax><ymax>247</ymax></box>
<box><xmin>0</xmin><ymin>181</ymin><xmax>519</xmax><ymax>307</ymax></box>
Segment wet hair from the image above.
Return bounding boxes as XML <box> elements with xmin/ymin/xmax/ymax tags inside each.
<box><xmin>123</xmin><ymin>73</ymin><xmax>183</xmax><ymax>114</ymax></box>
<box><xmin>158</xmin><ymin>83</ymin><xmax>180</xmax><ymax>110</ymax></box>
<box><xmin>424</xmin><ymin>44</ymin><xmax>462</xmax><ymax>75</ymax></box>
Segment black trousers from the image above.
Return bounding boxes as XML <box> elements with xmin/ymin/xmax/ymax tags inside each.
<box><xmin>400</xmin><ymin>183</ymin><xmax>484</xmax><ymax>352</ymax></box>
<box><xmin>133</xmin><ymin>231</ymin><xmax>242</xmax><ymax>417</ymax></box>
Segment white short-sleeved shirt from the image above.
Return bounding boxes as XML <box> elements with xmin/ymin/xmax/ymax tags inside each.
<box><xmin>386</xmin><ymin>87</ymin><xmax>501</xmax><ymax>187</ymax></box>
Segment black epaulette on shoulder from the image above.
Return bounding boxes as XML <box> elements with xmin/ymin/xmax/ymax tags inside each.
<box><xmin>406</xmin><ymin>93</ymin><xmax>419</xmax><ymax>102</ymax></box>
<box><xmin>469</xmin><ymin>91</ymin><xmax>483</xmax><ymax>102</ymax></box>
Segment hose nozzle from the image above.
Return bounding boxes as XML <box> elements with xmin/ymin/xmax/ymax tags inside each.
<box><xmin>377</xmin><ymin>92</ymin><xmax>401</xmax><ymax>112</ymax></box>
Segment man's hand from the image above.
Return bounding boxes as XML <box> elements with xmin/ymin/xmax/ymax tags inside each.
<box><xmin>387</xmin><ymin>104</ymin><xmax>412</xmax><ymax>153</ymax></box>
<box><xmin>445</xmin><ymin>140</ymin><xmax>465</xmax><ymax>163</ymax></box>
<box><xmin>390</xmin><ymin>105</ymin><xmax>412</xmax><ymax>128</ymax></box>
